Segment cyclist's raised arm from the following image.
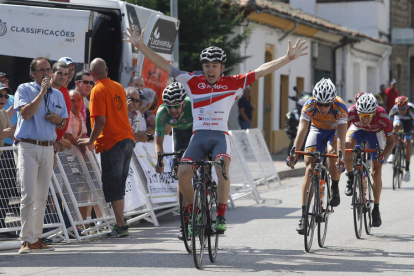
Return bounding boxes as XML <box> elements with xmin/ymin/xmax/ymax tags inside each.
<box><xmin>254</xmin><ymin>38</ymin><xmax>308</xmax><ymax>79</ymax></box>
<box><xmin>124</xmin><ymin>26</ymin><xmax>172</xmax><ymax>75</ymax></box>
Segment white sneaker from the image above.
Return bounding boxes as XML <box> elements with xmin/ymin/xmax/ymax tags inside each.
<box><xmin>387</xmin><ymin>154</ymin><xmax>395</xmax><ymax>163</ymax></box>
<box><xmin>404</xmin><ymin>171</ymin><xmax>410</xmax><ymax>182</ymax></box>
<box><xmin>52</xmin><ymin>235</ymin><xmax>65</xmax><ymax>243</ymax></box>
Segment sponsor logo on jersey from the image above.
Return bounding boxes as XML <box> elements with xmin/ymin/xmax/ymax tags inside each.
<box><xmin>214</xmin><ymin>111</ymin><xmax>224</xmax><ymax>114</ymax></box>
<box><xmin>155</xmin><ymin>132</ymin><xmax>162</xmax><ymax>137</ymax></box>
<box><xmin>170</xmin><ymin>119</ymin><xmax>177</xmax><ymax>124</ymax></box>
<box><xmin>199</xmin><ymin>108</ymin><xmax>204</xmax><ymax>114</ymax></box>
<box><xmin>306</xmin><ymin>105</ymin><xmax>314</xmax><ymax>112</ymax></box>
<box><xmin>197</xmin><ymin>83</ymin><xmax>228</xmax><ymax>90</ymax></box>
<box><xmin>199</xmin><ymin>117</ymin><xmax>203</xmax><ymax>120</ymax></box>
<box><xmin>335</xmin><ymin>107</ymin><xmax>342</xmax><ymax>115</ymax></box>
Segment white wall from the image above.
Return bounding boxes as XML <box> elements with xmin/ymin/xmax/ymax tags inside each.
<box><xmin>291</xmin><ymin>0</ymin><xmax>390</xmax><ymax>40</ymax></box>
<box><xmin>228</xmin><ymin>23</ymin><xmax>312</xmax><ymax>131</ymax></box>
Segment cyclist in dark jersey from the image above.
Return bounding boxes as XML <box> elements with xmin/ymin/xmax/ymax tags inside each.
<box><xmin>154</xmin><ymin>82</ymin><xmax>193</xmax><ymax>173</ymax></box>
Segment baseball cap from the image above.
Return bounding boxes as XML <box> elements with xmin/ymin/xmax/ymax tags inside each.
<box><xmin>0</xmin><ymin>72</ymin><xmax>9</xmax><ymax>79</ymax></box>
<box><xmin>58</xmin><ymin>57</ymin><xmax>78</xmax><ymax>66</ymax></box>
<box><xmin>391</xmin><ymin>79</ymin><xmax>397</xmax><ymax>85</ymax></box>
<box><xmin>138</xmin><ymin>89</ymin><xmax>147</xmax><ymax>100</ymax></box>
<box><xmin>0</xmin><ymin>83</ymin><xmax>12</xmax><ymax>94</ymax></box>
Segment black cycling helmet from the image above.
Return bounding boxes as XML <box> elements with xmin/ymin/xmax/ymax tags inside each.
<box><xmin>162</xmin><ymin>82</ymin><xmax>186</xmax><ymax>105</ymax></box>
<box><xmin>199</xmin><ymin>46</ymin><xmax>227</xmax><ymax>64</ymax></box>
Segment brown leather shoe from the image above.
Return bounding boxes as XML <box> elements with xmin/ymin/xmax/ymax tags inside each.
<box><xmin>31</xmin><ymin>239</ymin><xmax>55</xmax><ymax>252</ymax></box>
<box><xmin>18</xmin><ymin>242</ymin><xmax>32</xmax><ymax>254</ymax></box>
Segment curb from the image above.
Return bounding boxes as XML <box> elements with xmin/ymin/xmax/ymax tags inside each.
<box><xmin>278</xmin><ymin>167</ymin><xmax>306</xmax><ymax>180</ymax></box>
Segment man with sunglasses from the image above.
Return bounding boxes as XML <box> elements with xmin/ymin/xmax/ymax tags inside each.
<box><xmin>344</xmin><ymin>93</ymin><xmax>395</xmax><ymax>227</ymax></box>
<box><xmin>124</xmin><ymin>26</ymin><xmax>308</xmax><ymax>234</ymax></box>
<box><xmin>387</xmin><ymin>96</ymin><xmax>414</xmax><ymax>181</ymax></box>
<box><xmin>74</xmin><ymin>70</ymin><xmax>94</xmax><ymax>127</ymax></box>
<box><xmin>154</xmin><ymin>82</ymin><xmax>192</xmax><ymax>174</ymax></box>
<box><xmin>286</xmin><ymin>78</ymin><xmax>348</xmax><ymax>235</ymax></box>
<box><xmin>125</xmin><ymin>86</ymin><xmax>150</xmax><ymax>143</ymax></box>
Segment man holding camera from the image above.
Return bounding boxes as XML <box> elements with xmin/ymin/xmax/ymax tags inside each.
<box><xmin>14</xmin><ymin>57</ymin><xmax>68</xmax><ymax>254</ymax></box>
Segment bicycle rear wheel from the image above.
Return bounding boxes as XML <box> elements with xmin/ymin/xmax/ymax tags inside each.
<box><xmin>318</xmin><ymin>174</ymin><xmax>330</xmax><ymax>248</ymax></box>
<box><xmin>304</xmin><ymin>179</ymin><xmax>317</xmax><ymax>252</ymax></box>
<box><xmin>207</xmin><ymin>182</ymin><xmax>219</xmax><ymax>262</ymax></box>
<box><xmin>179</xmin><ymin>193</ymin><xmax>192</xmax><ymax>253</ymax></box>
<box><xmin>392</xmin><ymin>149</ymin><xmax>400</xmax><ymax>190</ymax></box>
<box><xmin>364</xmin><ymin>177</ymin><xmax>373</xmax><ymax>235</ymax></box>
<box><xmin>192</xmin><ymin>183</ymin><xmax>206</xmax><ymax>269</ymax></box>
<box><xmin>398</xmin><ymin>148</ymin><xmax>404</xmax><ymax>188</ymax></box>
<box><xmin>353</xmin><ymin>172</ymin><xmax>363</xmax><ymax>239</ymax></box>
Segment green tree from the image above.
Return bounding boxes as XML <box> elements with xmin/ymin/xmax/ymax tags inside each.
<box><xmin>124</xmin><ymin>0</ymin><xmax>251</xmax><ymax>73</ymax></box>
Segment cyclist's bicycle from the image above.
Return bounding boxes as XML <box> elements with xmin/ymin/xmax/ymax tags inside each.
<box><xmin>345</xmin><ymin>145</ymin><xmax>380</xmax><ymax>239</ymax></box>
<box><xmin>177</xmin><ymin>157</ymin><xmax>227</xmax><ymax>269</ymax></box>
<box><xmin>393</xmin><ymin>130</ymin><xmax>409</xmax><ymax>190</ymax></box>
<box><xmin>156</xmin><ymin>150</ymin><xmax>192</xmax><ymax>253</ymax></box>
<box><xmin>289</xmin><ymin>146</ymin><xmax>339</xmax><ymax>252</ymax></box>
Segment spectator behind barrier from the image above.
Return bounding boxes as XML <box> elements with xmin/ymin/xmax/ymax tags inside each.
<box><xmin>74</xmin><ymin>70</ymin><xmax>94</xmax><ymax>126</ymax></box>
<box><xmin>125</xmin><ymin>87</ymin><xmax>150</xmax><ymax>143</ymax></box>
<box><xmin>141</xmin><ymin>88</ymin><xmax>156</xmax><ymax>134</ymax></box>
<box><xmin>128</xmin><ymin>75</ymin><xmax>145</xmax><ymax>91</ymax></box>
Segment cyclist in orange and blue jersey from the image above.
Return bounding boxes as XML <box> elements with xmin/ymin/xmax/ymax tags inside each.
<box><xmin>286</xmin><ymin>78</ymin><xmax>348</xmax><ymax>235</ymax></box>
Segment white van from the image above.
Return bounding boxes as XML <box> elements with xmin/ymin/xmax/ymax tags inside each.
<box><xmin>0</xmin><ymin>0</ymin><xmax>179</xmax><ymax>98</ymax></box>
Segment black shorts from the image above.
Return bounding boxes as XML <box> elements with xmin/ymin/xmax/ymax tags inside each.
<box><xmin>172</xmin><ymin>128</ymin><xmax>193</xmax><ymax>152</ymax></box>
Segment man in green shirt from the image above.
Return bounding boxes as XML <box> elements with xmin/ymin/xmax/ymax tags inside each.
<box><xmin>154</xmin><ymin>82</ymin><xmax>193</xmax><ymax>173</ymax></box>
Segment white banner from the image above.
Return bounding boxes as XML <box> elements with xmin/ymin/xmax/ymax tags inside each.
<box><xmin>0</xmin><ymin>4</ymin><xmax>90</xmax><ymax>62</ymax></box>
<box><xmin>134</xmin><ymin>136</ymin><xmax>178</xmax><ymax>204</ymax></box>
<box><xmin>124</xmin><ymin>160</ymin><xmax>147</xmax><ymax>212</ymax></box>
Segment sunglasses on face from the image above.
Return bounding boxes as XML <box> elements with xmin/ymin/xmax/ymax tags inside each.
<box><xmin>398</xmin><ymin>107</ymin><xmax>408</xmax><ymax>111</ymax></box>
<box><xmin>127</xmin><ymin>97</ymin><xmax>141</xmax><ymax>103</ymax></box>
<box><xmin>0</xmin><ymin>94</ymin><xmax>9</xmax><ymax>99</ymax></box>
<box><xmin>358</xmin><ymin>113</ymin><xmax>374</xmax><ymax>119</ymax></box>
<box><xmin>81</xmin><ymin>80</ymin><xmax>95</xmax><ymax>86</ymax></box>
<box><xmin>166</xmin><ymin>103</ymin><xmax>183</xmax><ymax>110</ymax></box>
<box><xmin>316</xmin><ymin>102</ymin><xmax>332</xmax><ymax>107</ymax></box>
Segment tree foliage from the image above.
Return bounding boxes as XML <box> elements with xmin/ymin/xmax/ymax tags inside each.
<box><xmin>124</xmin><ymin>0</ymin><xmax>251</xmax><ymax>72</ymax></box>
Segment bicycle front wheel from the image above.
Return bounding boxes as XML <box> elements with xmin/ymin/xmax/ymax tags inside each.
<box><xmin>353</xmin><ymin>172</ymin><xmax>363</xmax><ymax>239</ymax></box>
<box><xmin>398</xmin><ymin>148</ymin><xmax>404</xmax><ymax>188</ymax></box>
<box><xmin>207</xmin><ymin>183</ymin><xmax>219</xmax><ymax>262</ymax></box>
<box><xmin>364</xmin><ymin>176</ymin><xmax>373</xmax><ymax>235</ymax></box>
<box><xmin>304</xmin><ymin>178</ymin><xmax>317</xmax><ymax>252</ymax></box>
<box><xmin>392</xmin><ymin>149</ymin><xmax>400</xmax><ymax>190</ymax></box>
<box><xmin>318</xmin><ymin>175</ymin><xmax>330</xmax><ymax>248</ymax></box>
<box><xmin>192</xmin><ymin>183</ymin><xmax>206</xmax><ymax>269</ymax></box>
<box><xmin>179</xmin><ymin>193</ymin><xmax>192</xmax><ymax>254</ymax></box>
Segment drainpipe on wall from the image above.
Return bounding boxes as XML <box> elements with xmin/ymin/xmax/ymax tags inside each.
<box><xmin>278</xmin><ymin>21</ymin><xmax>298</xmax><ymax>42</ymax></box>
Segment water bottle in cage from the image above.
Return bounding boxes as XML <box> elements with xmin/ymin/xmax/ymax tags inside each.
<box><xmin>319</xmin><ymin>179</ymin><xmax>326</xmax><ymax>200</ymax></box>
<box><xmin>363</xmin><ymin>173</ymin><xmax>367</xmax><ymax>194</ymax></box>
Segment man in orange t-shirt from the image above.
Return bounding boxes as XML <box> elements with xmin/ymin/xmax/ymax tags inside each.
<box><xmin>78</xmin><ymin>58</ymin><xmax>134</xmax><ymax>238</ymax></box>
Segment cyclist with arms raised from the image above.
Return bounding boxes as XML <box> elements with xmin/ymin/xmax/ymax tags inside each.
<box><xmin>387</xmin><ymin>96</ymin><xmax>414</xmax><ymax>181</ymax></box>
<box><xmin>286</xmin><ymin>78</ymin><xmax>348</xmax><ymax>235</ymax></box>
<box><xmin>344</xmin><ymin>93</ymin><xmax>395</xmax><ymax>227</ymax></box>
<box><xmin>124</xmin><ymin>26</ymin><xmax>308</xmax><ymax>233</ymax></box>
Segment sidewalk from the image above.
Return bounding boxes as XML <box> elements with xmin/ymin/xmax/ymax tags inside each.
<box><xmin>271</xmin><ymin>151</ymin><xmax>306</xmax><ymax>180</ymax></box>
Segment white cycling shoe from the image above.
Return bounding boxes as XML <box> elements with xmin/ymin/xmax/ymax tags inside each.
<box><xmin>404</xmin><ymin>171</ymin><xmax>410</xmax><ymax>182</ymax></box>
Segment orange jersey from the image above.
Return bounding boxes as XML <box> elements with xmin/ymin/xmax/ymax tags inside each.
<box><xmin>301</xmin><ymin>96</ymin><xmax>348</xmax><ymax>130</ymax></box>
<box><xmin>90</xmin><ymin>78</ymin><xmax>134</xmax><ymax>153</ymax></box>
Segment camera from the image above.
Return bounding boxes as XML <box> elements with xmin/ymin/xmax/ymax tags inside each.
<box><xmin>147</xmin><ymin>134</ymin><xmax>154</xmax><ymax>141</ymax></box>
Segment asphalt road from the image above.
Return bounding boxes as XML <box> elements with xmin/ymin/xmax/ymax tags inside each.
<box><xmin>1</xmin><ymin>161</ymin><xmax>413</xmax><ymax>275</ymax></box>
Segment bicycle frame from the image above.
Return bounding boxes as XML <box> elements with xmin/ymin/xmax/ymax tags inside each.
<box><xmin>392</xmin><ymin>131</ymin><xmax>408</xmax><ymax>190</ymax></box>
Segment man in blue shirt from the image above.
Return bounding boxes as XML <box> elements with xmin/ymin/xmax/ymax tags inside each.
<box><xmin>238</xmin><ymin>86</ymin><xmax>255</xmax><ymax>129</ymax></box>
<box><xmin>14</xmin><ymin>57</ymin><xmax>68</xmax><ymax>254</ymax></box>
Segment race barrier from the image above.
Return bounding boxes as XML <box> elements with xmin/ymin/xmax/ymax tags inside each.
<box><xmin>0</xmin><ymin>129</ymin><xmax>278</xmax><ymax>247</ymax></box>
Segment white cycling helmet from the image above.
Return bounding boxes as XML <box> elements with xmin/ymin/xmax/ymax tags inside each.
<box><xmin>312</xmin><ymin>78</ymin><xmax>337</xmax><ymax>103</ymax></box>
<box><xmin>162</xmin><ymin>82</ymin><xmax>186</xmax><ymax>105</ymax></box>
<box><xmin>199</xmin><ymin>46</ymin><xmax>227</xmax><ymax>63</ymax></box>
<box><xmin>356</xmin><ymin>93</ymin><xmax>378</xmax><ymax>113</ymax></box>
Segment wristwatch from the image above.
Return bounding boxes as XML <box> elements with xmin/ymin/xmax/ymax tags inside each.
<box><xmin>57</xmin><ymin>119</ymin><xmax>65</xmax><ymax>126</ymax></box>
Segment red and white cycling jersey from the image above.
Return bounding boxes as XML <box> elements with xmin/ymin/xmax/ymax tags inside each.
<box><xmin>348</xmin><ymin>104</ymin><xmax>393</xmax><ymax>136</ymax></box>
<box><xmin>172</xmin><ymin>67</ymin><xmax>256</xmax><ymax>131</ymax></box>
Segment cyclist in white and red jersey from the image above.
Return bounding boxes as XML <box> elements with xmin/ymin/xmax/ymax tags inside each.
<box><xmin>344</xmin><ymin>93</ymin><xmax>395</xmax><ymax>227</ymax></box>
<box><xmin>124</xmin><ymin>25</ymin><xmax>308</xmax><ymax>233</ymax></box>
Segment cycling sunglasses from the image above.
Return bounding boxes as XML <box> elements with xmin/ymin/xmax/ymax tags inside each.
<box><xmin>127</xmin><ymin>97</ymin><xmax>141</xmax><ymax>103</ymax></box>
<box><xmin>358</xmin><ymin>113</ymin><xmax>374</xmax><ymax>119</ymax></box>
<box><xmin>398</xmin><ymin>107</ymin><xmax>408</xmax><ymax>111</ymax></box>
<box><xmin>316</xmin><ymin>102</ymin><xmax>332</xmax><ymax>107</ymax></box>
<box><xmin>166</xmin><ymin>103</ymin><xmax>183</xmax><ymax>110</ymax></box>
